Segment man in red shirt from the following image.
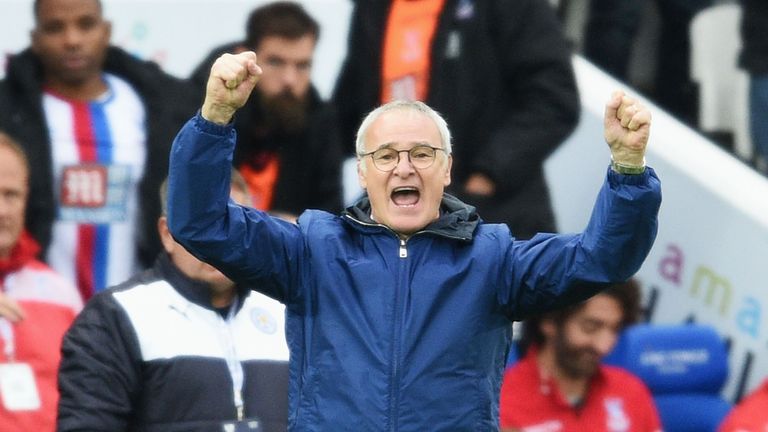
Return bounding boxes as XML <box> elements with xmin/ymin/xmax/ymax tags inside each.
<box><xmin>718</xmin><ymin>378</ymin><xmax>768</xmax><ymax>432</ymax></box>
<box><xmin>0</xmin><ymin>132</ymin><xmax>82</xmax><ymax>432</ymax></box>
<box><xmin>499</xmin><ymin>280</ymin><xmax>661</xmax><ymax>432</ymax></box>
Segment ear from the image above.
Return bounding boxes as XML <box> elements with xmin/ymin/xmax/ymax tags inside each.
<box><xmin>540</xmin><ymin>319</ymin><xmax>558</xmax><ymax>341</ymax></box>
<box><xmin>30</xmin><ymin>29</ymin><xmax>40</xmax><ymax>55</ymax></box>
<box><xmin>357</xmin><ymin>159</ymin><xmax>368</xmax><ymax>189</ymax></box>
<box><xmin>157</xmin><ymin>217</ymin><xmax>175</xmax><ymax>254</ymax></box>
<box><xmin>104</xmin><ymin>20</ymin><xmax>112</xmax><ymax>41</ymax></box>
<box><xmin>443</xmin><ymin>154</ymin><xmax>453</xmax><ymax>187</ymax></box>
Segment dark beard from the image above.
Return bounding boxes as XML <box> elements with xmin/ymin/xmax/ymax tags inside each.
<box><xmin>553</xmin><ymin>332</ymin><xmax>601</xmax><ymax>380</ymax></box>
<box><xmin>257</xmin><ymin>89</ymin><xmax>309</xmax><ymax>137</ymax></box>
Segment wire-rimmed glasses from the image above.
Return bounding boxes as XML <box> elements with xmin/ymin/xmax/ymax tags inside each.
<box><xmin>359</xmin><ymin>145</ymin><xmax>447</xmax><ymax>172</ymax></box>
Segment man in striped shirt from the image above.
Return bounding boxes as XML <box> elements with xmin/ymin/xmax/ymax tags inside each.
<box><xmin>0</xmin><ymin>0</ymin><xmax>196</xmax><ymax>299</ymax></box>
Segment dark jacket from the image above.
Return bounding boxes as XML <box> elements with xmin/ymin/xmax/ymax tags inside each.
<box><xmin>166</xmin><ymin>114</ymin><xmax>661</xmax><ymax>431</ymax></box>
<box><xmin>190</xmin><ymin>43</ymin><xmax>344</xmax><ymax>215</ymax></box>
<box><xmin>740</xmin><ymin>0</ymin><xmax>768</xmax><ymax>75</ymax></box>
<box><xmin>57</xmin><ymin>253</ymin><xmax>290</xmax><ymax>432</ymax></box>
<box><xmin>0</xmin><ymin>47</ymin><xmax>197</xmax><ymax>267</ymax></box>
<box><xmin>332</xmin><ymin>0</ymin><xmax>580</xmax><ymax>239</ymax></box>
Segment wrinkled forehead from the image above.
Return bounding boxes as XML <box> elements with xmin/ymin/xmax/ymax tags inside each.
<box><xmin>365</xmin><ymin>109</ymin><xmax>441</xmax><ymax>151</ymax></box>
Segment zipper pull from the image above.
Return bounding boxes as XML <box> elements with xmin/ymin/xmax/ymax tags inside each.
<box><xmin>399</xmin><ymin>238</ymin><xmax>407</xmax><ymax>258</ymax></box>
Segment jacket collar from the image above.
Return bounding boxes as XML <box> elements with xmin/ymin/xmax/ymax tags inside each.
<box><xmin>0</xmin><ymin>231</ymin><xmax>40</xmax><ymax>281</ymax></box>
<box><xmin>153</xmin><ymin>252</ymin><xmax>250</xmax><ymax>313</ymax></box>
<box><xmin>342</xmin><ymin>193</ymin><xmax>479</xmax><ymax>241</ymax></box>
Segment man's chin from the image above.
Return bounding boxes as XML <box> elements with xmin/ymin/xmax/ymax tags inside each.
<box><xmin>0</xmin><ymin>237</ymin><xmax>15</xmax><ymax>257</ymax></box>
<box><xmin>56</xmin><ymin>68</ymin><xmax>95</xmax><ymax>86</ymax></box>
<box><xmin>259</xmin><ymin>91</ymin><xmax>308</xmax><ymax>134</ymax></box>
<box><xmin>387</xmin><ymin>214</ymin><xmax>431</xmax><ymax>235</ymax></box>
<box><xmin>565</xmin><ymin>361</ymin><xmax>600</xmax><ymax>379</ymax></box>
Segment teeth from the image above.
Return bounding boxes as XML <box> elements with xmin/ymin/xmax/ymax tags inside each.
<box><xmin>392</xmin><ymin>187</ymin><xmax>417</xmax><ymax>192</ymax></box>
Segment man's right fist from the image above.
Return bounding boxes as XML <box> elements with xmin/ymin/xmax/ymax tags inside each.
<box><xmin>603</xmin><ymin>90</ymin><xmax>651</xmax><ymax>167</ymax></box>
<box><xmin>201</xmin><ymin>51</ymin><xmax>263</xmax><ymax>125</ymax></box>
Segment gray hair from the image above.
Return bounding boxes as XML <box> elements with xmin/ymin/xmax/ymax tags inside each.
<box><xmin>355</xmin><ymin>100</ymin><xmax>453</xmax><ymax>157</ymax></box>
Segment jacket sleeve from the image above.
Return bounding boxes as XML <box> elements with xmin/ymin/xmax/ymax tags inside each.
<box><xmin>474</xmin><ymin>0</ymin><xmax>580</xmax><ymax>195</ymax></box>
<box><xmin>498</xmin><ymin>167</ymin><xmax>661</xmax><ymax>320</ymax></box>
<box><xmin>57</xmin><ymin>292</ymin><xmax>143</xmax><ymax>431</ymax></box>
<box><xmin>167</xmin><ymin>113</ymin><xmax>304</xmax><ymax>303</ymax></box>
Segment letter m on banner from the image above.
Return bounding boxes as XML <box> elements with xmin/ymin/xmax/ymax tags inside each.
<box><xmin>690</xmin><ymin>266</ymin><xmax>732</xmax><ymax>316</ymax></box>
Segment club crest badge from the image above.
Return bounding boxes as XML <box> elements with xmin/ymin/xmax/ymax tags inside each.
<box><xmin>250</xmin><ymin>307</ymin><xmax>277</xmax><ymax>334</ymax></box>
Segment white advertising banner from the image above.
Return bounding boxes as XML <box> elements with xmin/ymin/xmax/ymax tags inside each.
<box><xmin>546</xmin><ymin>57</ymin><xmax>768</xmax><ymax>401</ymax></box>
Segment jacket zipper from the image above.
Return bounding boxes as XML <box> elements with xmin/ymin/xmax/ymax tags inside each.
<box><xmin>343</xmin><ymin>214</ymin><xmax>471</xmax><ymax>430</ymax></box>
<box><xmin>389</xmin><ymin>238</ymin><xmax>408</xmax><ymax>432</ymax></box>
<box><xmin>236</xmin><ymin>396</ymin><xmax>244</xmax><ymax>421</ymax></box>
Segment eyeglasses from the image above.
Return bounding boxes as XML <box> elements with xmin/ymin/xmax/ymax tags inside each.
<box><xmin>359</xmin><ymin>145</ymin><xmax>447</xmax><ymax>172</ymax></box>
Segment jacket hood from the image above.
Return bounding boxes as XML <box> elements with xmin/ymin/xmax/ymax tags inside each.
<box><xmin>5</xmin><ymin>49</ymin><xmax>45</xmax><ymax>96</ymax></box>
<box><xmin>342</xmin><ymin>192</ymin><xmax>480</xmax><ymax>241</ymax></box>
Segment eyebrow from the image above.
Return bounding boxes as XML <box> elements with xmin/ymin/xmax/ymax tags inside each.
<box><xmin>580</xmin><ymin>316</ymin><xmax>621</xmax><ymax>329</ymax></box>
<box><xmin>372</xmin><ymin>141</ymin><xmax>433</xmax><ymax>151</ymax></box>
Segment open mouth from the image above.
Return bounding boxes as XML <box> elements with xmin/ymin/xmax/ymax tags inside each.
<box><xmin>391</xmin><ymin>186</ymin><xmax>420</xmax><ymax>207</ymax></box>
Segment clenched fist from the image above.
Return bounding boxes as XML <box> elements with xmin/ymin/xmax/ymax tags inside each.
<box><xmin>604</xmin><ymin>90</ymin><xmax>651</xmax><ymax>168</ymax></box>
<box><xmin>201</xmin><ymin>51</ymin><xmax>263</xmax><ymax>125</ymax></box>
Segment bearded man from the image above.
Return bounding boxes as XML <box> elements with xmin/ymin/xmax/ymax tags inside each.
<box><xmin>190</xmin><ymin>1</ymin><xmax>343</xmax><ymax>221</ymax></box>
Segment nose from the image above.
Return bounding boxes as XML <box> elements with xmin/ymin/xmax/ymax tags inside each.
<box><xmin>281</xmin><ymin>66</ymin><xmax>301</xmax><ymax>93</ymax></box>
<box><xmin>592</xmin><ymin>330</ymin><xmax>619</xmax><ymax>357</ymax></box>
<box><xmin>392</xmin><ymin>150</ymin><xmax>416</xmax><ymax>176</ymax></box>
<box><xmin>63</xmin><ymin>26</ymin><xmax>84</xmax><ymax>48</ymax></box>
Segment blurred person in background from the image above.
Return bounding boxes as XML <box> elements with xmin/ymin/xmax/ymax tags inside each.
<box><xmin>332</xmin><ymin>0</ymin><xmax>579</xmax><ymax>240</ymax></box>
<box><xmin>190</xmin><ymin>1</ymin><xmax>343</xmax><ymax>221</ymax></box>
<box><xmin>578</xmin><ymin>0</ymin><xmax>715</xmax><ymax>125</ymax></box>
<box><xmin>499</xmin><ymin>279</ymin><xmax>661</xmax><ymax>432</ymax></box>
<box><xmin>57</xmin><ymin>171</ymin><xmax>289</xmax><ymax>432</ymax></box>
<box><xmin>740</xmin><ymin>0</ymin><xmax>768</xmax><ymax>173</ymax></box>
<box><xmin>582</xmin><ymin>0</ymin><xmax>644</xmax><ymax>80</ymax></box>
<box><xmin>0</xmin><ymin>0</ymin><xmax>196</xmax><ymax>300</ymax></box>
<box><xmin>0</xmin><ymin>132</ymin><xmax>82</xmax><ymax>432</ymax></box>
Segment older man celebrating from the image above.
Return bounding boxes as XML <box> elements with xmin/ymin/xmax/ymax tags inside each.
<box><xmin>167</xmin><ymin>51</ymin><xmax>660</xmax><ymax>431</ymax></box>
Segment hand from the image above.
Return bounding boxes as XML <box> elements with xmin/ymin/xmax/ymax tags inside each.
<box><xmin>464</xmin><ymin>173</ymin><xmax>496</xmax><ymax>196</ymax></box>
<box><xmin>603</xmin><ymin>90</ymin><xmax>651</xmax><ymax>166</ymax></box>
<box><xmin>201</xmin><ymin>51</ymin><xmax>263</xmax><ymax>125</ymax></box>
<box><xmin>0</xmin><ymin>292</ymin><xmax>25</xmax><ymax>322</ymax></box>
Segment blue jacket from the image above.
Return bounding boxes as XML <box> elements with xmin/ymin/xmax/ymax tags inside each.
<box><xmin>168</xmin><ymin>114</ymin><xmax>662</xmax><ymax>431</ymax></box>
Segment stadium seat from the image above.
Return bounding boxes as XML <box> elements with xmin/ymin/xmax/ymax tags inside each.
<box><xmin>690</xmin><ymin>3</ymin><xmax>752</xmax><ymax>160</ymax></box>
<box><xmin>505</xmin><ymin>342</ymin><xmax>521</xmax><ymax>368</ymax></box>
<box><xmin>605</xmin><ymin>323</ymin><xmax>732</xmax><ymax>432</ymax></box>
